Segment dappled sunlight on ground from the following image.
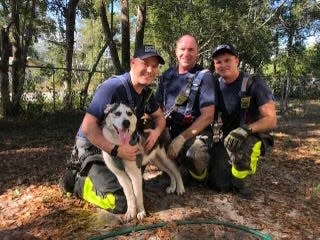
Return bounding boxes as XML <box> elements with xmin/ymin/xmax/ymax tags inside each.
<box><xmin>0</xmin><ymin>101</ymin><xmax>319</xmax><ymax>239</ymax></box>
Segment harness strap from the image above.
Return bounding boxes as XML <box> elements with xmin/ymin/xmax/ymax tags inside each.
<box><xmin>184</xmin><ymin>69</ymin><xmax>209</xmax><ymax>116</ymax></box>
<box><xmin>177</xmin><ymin>73</ymin><xmax>195</xmax><ymax>106</ymax></box>
<box><xmin>119</xmin><ymin>75</ymin><xmax>153</xmax><ymax>113</ymax></box>
<box><xmin>119</xmin><ymin>76</ymin><xmax>134</xmax><ymax>107</ymax></box>
<box><xmin>218</xmin><ymin>73</ymin><xmax>254</xmax><ymax>134</ymax></box>
<box><xmin>163</xmin><ymin>69</ymin><xmax>176</xmax><ymax>108</ymax></box>
<box><xmin>164</xmin><ymin>72</ymin><xmax>194</xmax><ymax>118</ymax></box>
<box><xmin>239</xmin><ymin>73</ymin><xmax>251</xmax><ymax>125</ymax></box>
<box><xmin>240</xmin><ymin>73</ymin><xmax>250</xmax><ymax>95</ymax></box>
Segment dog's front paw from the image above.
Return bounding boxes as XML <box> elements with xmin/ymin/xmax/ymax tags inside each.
<box><xmin>137</xmin><ymin>210</ymin><xmax>146</xmax><ymax>220</ymax></box>
<box><xmin>176</xmin><ymin>184</ymin><xmax>185</xmax><ymax>195</ymax></box>
<box><xmin>123</xmin><ymin>208</ymin><xmax>136</xmax><ymax>223</ymax></box>
<box><xmin>165</xmin><ymin>186</ymin><xmax>176</xmax><ymax>194</ymax></box>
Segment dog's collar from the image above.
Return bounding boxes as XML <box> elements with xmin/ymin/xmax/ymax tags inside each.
<box><xmin>188</xmin><ymin>168</ymin><xmax>208</xmax><ymax>181</ymax></box>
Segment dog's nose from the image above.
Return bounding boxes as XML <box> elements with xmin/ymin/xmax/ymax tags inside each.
<box><xmin>122</xmin><ymin>119</ymin><xmax>130</xmax><ymax>129</ymax></box>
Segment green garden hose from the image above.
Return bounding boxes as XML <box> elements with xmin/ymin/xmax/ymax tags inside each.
<box><xmin>89</xmin><ymin>219</ymin><xmax>272</xmax><ymax>240</ymax></box>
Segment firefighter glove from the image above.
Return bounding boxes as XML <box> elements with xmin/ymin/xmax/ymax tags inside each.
<box><xmin>224</xmin><ymin>125</ymin><xmax>252</xmax><ymax>152</ymax></box>
<box><xmin>167</xmin><ymin>134</ymin><xmax>186</xmax><ymax>160</ymax></box>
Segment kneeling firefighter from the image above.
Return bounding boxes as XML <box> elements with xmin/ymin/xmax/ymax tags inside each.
<box><xmin>155</xmin><ymin>35</ymin><xmax>217</xmax><ymax>185</ymax></box>
<box><xmin>208</xmin><ymin>44</ymin><xmax>277</xmax><ymax>199</ymax></box>
<box><xmin>59</xmin><ymin>45</ymin><xmax>166</xmax><ymax>212</ymax></box>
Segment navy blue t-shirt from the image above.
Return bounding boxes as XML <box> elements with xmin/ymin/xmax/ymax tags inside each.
<box><xmin>77</xmin><ymin>72</ymin><xmax>159</xmax><ymax>138</ymax></box>
<box><xmin>216</xmin><ymin>72</ymin><xmax>274</xmax><ymax>132</ymax></box>
<box><xmin>156</xmin><ymin>64</ymin><xmax>217</xmax><ymax>120</ymax></box>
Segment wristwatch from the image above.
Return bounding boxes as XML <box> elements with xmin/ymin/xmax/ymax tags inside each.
<box><xmin>110</xmin><ymin>145</ymin><xmax>119</xmax><ymax>157</ymax></box>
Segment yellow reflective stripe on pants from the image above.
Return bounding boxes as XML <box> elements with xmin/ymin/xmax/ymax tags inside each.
<box><xmin>82</xmin><ymin>176</ymin><xmax>116</xmax><ymax>210</ymax></box>
<box><xmin>232</xmin><ymin>140</ymin><xmax>262</xmax><ymax>179</ymax></box>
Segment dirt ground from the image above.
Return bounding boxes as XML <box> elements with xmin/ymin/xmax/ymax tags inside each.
<box><xmin>0</xmin><ymin>100</ymin><xmax>319</xmax><ymax>240</ymax></box>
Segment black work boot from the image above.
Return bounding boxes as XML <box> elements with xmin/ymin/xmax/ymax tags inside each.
<box><xmin>231</xmin><ymin>176</ymin><xmax>253</xmax><ymax>200</ymax></box>
<box><xmin>59</xmin><ymin>168</ymin><xmax>78</xmax><ymax>194</ymax></box>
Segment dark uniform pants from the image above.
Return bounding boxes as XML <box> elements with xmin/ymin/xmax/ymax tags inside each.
<box><xmin>72</xmin><ymin>137</ymin><xmax>126</xmax><ymax>213</ymax></box>
<box><xmin>207</xmin><ymin>135</ymin><xmax>263</xmax><ymax>192</ymax></box>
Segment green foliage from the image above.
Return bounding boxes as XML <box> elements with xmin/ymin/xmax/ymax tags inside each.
<box><xmin>77</xmin><ymin>19</ymin><xmax>105</xmax><ymax>70</ymax></box>
<box><xmin>263</xmin><ymin>44</ymin><xmax>320</xmax><ymax>99</ymax></box>
<box><xmin>146</xmin><ymin>0</ymin><xmax>218</xmax><ymax>66</ymax></box>
<box><xmin>305</xmin><ymin>44</ymin><xmax>320</xmax><ymax>78</ymax></box>
<box><xmin>146</xmin><ymin>0</ymin><xmax>273</xmax><ymax>70</ymax></box>
<box><xmin>2</xmin><ymin>0</ymin><xmax>320</xmax><ymax>115</ymax></box>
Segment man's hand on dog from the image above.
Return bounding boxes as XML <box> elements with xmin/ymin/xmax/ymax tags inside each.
<box><xmin>167</xmin><ymin>134</ymin><xmax>186</xmax><ymax>160</ymax></box>
<box><xmin>144</xmin><ymin>128</ymin><xmax>161</xmax><ymax>152</ymax></box>
<box><xmin>117</xmin><ymin>144</ymin><xmax>141</xmax><ymax>161</ymax></box>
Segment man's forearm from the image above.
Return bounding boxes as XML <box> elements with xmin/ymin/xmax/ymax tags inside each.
<box><xmin>181</xmin><ymin>112</ymin><xmax>213</xmax><ymax>140</ymax></box>
<box><xmin>154</xmin><ymin>117</ymin><xmax>166</xmax><ymax>135</ymax></box>
<box><xmin>179</xmin><ymin>105</ymin><xmax>215</xmax><ymax>140</ymax></box>
<box><xmin>84</xmin><ymin>126</ymin><xmax>115</xmax><ymax>154</ymax></box>
<box><xmin>250</xmin><ymin>101</ymin><xmax>277</xmax><ymax>133</ymax></box>
<box><xmin>81</xmin><ymin>113</ymin><xmax>115</xmax><ymax>154</ymax></box>
<box><xmin>249</xmin><ymin>116</ymin><xmax>276</xmax><ymax>133</ymax></box>
<box><xmin>151</xmin><ymin>109</ymin><xmax>166</xmax><ymax>136</ymax></box>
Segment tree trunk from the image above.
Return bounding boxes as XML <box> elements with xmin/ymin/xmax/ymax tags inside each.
<box><xmin>10</xmin><ymin>0</ymin><xmax>24</xmax><ymax>115</ymax></box>
<box><xmin>284</xmin><ymin>75</ymin><xmax>290</xmax><ymax>111</ymax></box>
<box><xmin>80</xmin><ymin>41</ymin><xmax>109</xmax><ymax>109</ymax></box>
<box><xmin>64</xmin><ymin>0</ymin><xmax>80</xmax><ymax>109</ymax></box>
<box><xmin>282</xmin><ymin>22</ymin><xmax>295</xmax><ymax>113</ymax></box>
<box><xmin>280</xmin><ymin>78</ymin><xmax>285</xmax><ymax>113</ymax></box>
<box><xmin>10</xmin><ymin>0</ymin><xmax>36</xmax><ymax>115</ymax></box>
<box><xmin>11</xmin><ymin>39</ymin><xmax>25</xmax><ymax>115</ymax></box>
<box><xmin>135</xmin><ymin>1</ymin><xmax>147</xmax><ymax>52</ymax></box>
<box><xmin>99</xmin><ymin>0</ymin><xmax>123</xmax><ymax>74</ymax></box>
<box><xmin>0</xmin><ymin>27</ymin><xmax>11</xmax><ymax>118</ymax></box>
<box><xmin>121</xmin><ymin>0</ymin><xmax>130</xmax><ymax>71</ymax></box>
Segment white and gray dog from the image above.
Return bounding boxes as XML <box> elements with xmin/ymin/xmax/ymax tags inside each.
<box><xmin>102</xmin><ymin>103</ymin><xmax>185</xmax><ymax>222</ymax></box>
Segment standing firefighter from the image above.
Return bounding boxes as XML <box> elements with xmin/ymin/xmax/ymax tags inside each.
<box><xmin>209</xmin><ymin>44</ymin><xmax>276</xmax><ymax>199</ymax></box>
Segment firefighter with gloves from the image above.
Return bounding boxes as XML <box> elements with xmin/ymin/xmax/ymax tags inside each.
<box><xmin>156</xmin><ymin>34</ymin><xmax>216</xmax><ymax>184</ymax></box>
<box><xmin>209</xmin><ymin>44</ymin><xmax>276</xmax><ymax>199</ymax></box>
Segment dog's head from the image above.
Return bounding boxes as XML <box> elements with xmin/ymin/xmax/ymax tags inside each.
<box><xmin>102</xmin><ymin>103</ymin><xmax>137</xmax><ymax>145</ymax></box>
<box><xmin>184</xmin><ymin>135</ymin><xmax>210</xmax><ymax>175</ymax></box>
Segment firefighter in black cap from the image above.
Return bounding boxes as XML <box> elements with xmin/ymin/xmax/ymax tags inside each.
<box><xmin>209</xmin><ymin>44</ymin><xmax>276</xmax><ymax>199</ymax></box>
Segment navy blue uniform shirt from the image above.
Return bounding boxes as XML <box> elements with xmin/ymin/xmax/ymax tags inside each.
<box><xmin>156</xmin><ymin>65</ymin><xmax>217</xmax><ymax>120</ymax></box>
<box><xmin>216</xmin><ymin>72</ymin><xmax>274</xmax><ymax>133</ymax></box>
<box><xmin>77</xmin><ymin>72</ymin><xmax>159</xmax><ymax>138</ymax></box>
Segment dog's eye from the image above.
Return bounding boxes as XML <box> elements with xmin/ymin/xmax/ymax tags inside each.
<box><xmin>114</xmin><ymin>111</ymin><xmax>121</xmax><ymax>116</ymax></box>
<box><xmin>127</xmin><ymin>111</ymin><xmax>133</xmax><ymax>116</ymax></box>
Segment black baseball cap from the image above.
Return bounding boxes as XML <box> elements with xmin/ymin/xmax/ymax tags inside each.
<box><xmin>134</xmin><ymin>45</ymin><xmax>165</xmax><ymax>64</ymax></box>
<box><xmin>211</xmin><ymin>44</ymin><xmax>238</xmax><ymax>58</ymax></box>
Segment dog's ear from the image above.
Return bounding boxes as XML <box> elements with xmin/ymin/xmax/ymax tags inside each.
<box><xmin>104</xmin><ymin>104</ymin><xmax>113</xmax><ymax>115</ymax></box>
<box><xmin>124</xmin><ymin>102</ymin><xmax>136</xmax><ymax>114</ymax></box>
<box><xmin>196</xmin><ymin>135</ymin><xmax>208</xmax><ymax>143</ymax></box>
<box><xmin>104</xmin><ymin>103</ymin><xmax>120</xmax><ymax>116</ymax></box>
